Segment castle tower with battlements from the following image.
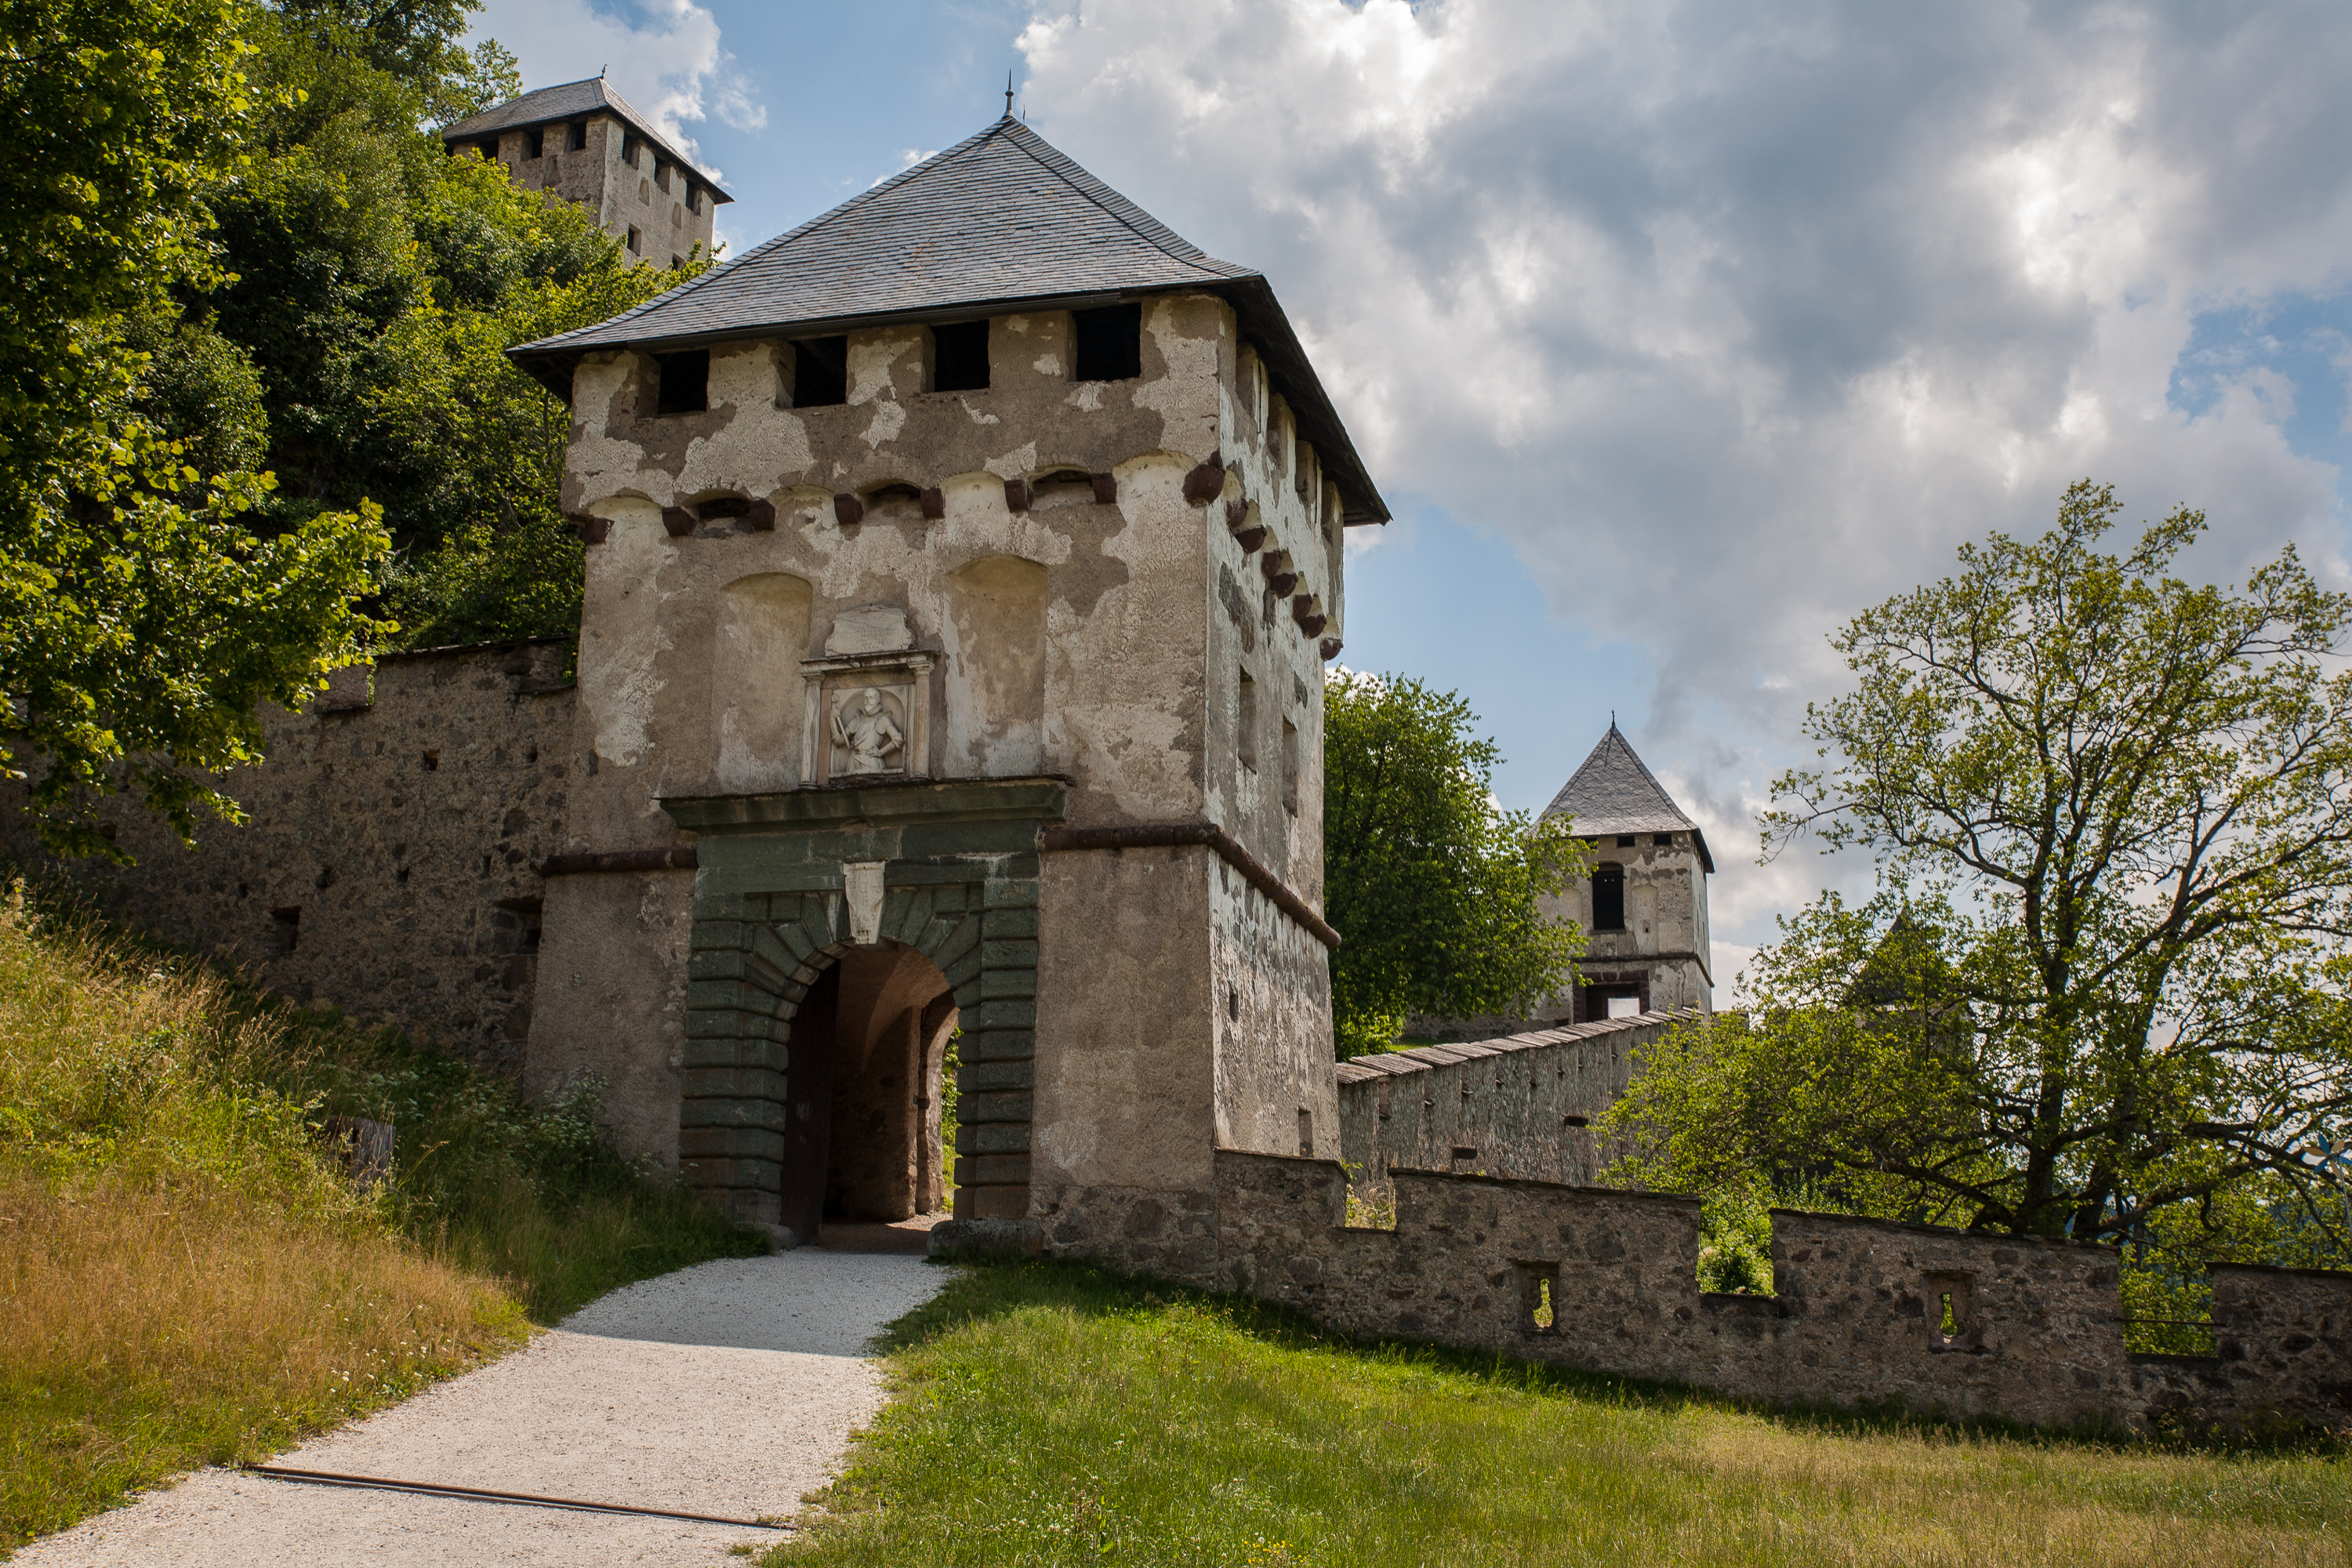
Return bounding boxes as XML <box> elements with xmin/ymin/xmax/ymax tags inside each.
<box><xmin>441</xmin><ymin>77</ymin><xmax>728</xmax><ymax>269</ymax></box>
<box><xmin>507</xmin><ymin>114</ymin><xmax>1388</xmax><ymax>1254</ymax></box>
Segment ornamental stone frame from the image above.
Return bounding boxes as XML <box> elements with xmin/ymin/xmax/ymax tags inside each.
<box><xmin>666</xmin><ymin>777</ymin><xmax>1064</xmax><ymax>1229</ymax></box>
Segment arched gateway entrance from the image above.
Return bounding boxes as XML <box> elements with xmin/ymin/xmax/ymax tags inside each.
<box><xmin>778</xmin><ymin>948</ymin><xmax>957</xmax><ymax>1239</ymax></box>
<box><xmin>664</xmin><ymin>778</ymin><xmax>1059</xmax><ymax>1236</ymax></box>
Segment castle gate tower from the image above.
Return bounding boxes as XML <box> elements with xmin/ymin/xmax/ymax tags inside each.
<box><xmin>508</xmin><ymin>117</ymin><xmax>1388</xmax><ymax>1254</ymax></box>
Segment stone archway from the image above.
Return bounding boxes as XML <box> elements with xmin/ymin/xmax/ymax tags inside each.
<box><xmin>668</xmin><ymin>777</ymin><xmax>1062</xmax><ymax>1235</ymax></box>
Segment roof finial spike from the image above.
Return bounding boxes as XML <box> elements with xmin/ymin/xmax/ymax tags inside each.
<box><xmin>600</xmin><ymin>63</ymin><xmax>607</xmax><ymax>78</ymax></box>
<box><xmin>1005</xmin><ymin>71</ymin><xmax>1015</xmax><ymax>118</ymax></box>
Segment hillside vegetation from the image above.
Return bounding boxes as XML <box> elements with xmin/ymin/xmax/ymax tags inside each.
<box><xmin>777</xmin><ymin>1261</ymin><xmax>2350</xmax><ymax>1568</ymax></box>
<box><xmin>0</xmin><ymin>882</ymin><xmax>761</xmax><ymax>1552</ymax></box>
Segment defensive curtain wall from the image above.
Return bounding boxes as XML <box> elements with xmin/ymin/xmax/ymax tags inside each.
<box><xmin>11</xmin><ymin>114</ymin><xmax>2343</xmax><ymax>1435</ymax></box>
<box><xmin>0</xmin><ymin>641</ymin><xmax>581</xmax><ymax>1083</ymax></box>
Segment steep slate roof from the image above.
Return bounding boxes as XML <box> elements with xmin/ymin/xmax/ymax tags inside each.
<box><xmin>1542</xmin><ymin>724</ymin><xmax>1715</xmax><ymax>873</ymax></box>
<box><xmin>1334</xmin><ymin>1008</ymin><xmax>1700</xmax><ymax>1084</ymax></box>
<box><xmin>441</xmin><ymin>78</ymin><xmax>731</xmax><ymax>203</ymax></box>
<box><xmin>506</xmin><ymin>116</ymin><xmax>1388</xmax><ymax>524</ymax></box>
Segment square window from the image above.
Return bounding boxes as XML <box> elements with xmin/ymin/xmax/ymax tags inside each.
<box><xmin>1654</xmin><ymin>833</ymin><xmax>1675</xmax><ymax>846</ymax></box>
<box><xmin>791</xmin><ymin>336</ymin><xmax>848</xmax><ymax>408</ymax></box>
<box><xmin>1072</xmin><ymin>303</ymin><xmax>1142</xmax><ymax>381</ymax></box>
<box><xmin>655</xmin><ymin>350</ymin><xmax>708</xmax><ymax>416</ymax></box>
<box><xmin>523</xmin><ymin>127</ymin><xmax>544</xmax><ymax>159</ymax></box>
<box><xmin>1616</xmin><ymin>834</ymin><xmax>1636</xmax><ymax>847</ymax></box>
<box><xmin>568</xmin><ymin>121</ymin><xmax>588</xmax><ymax>152</ymax></box>
<box><xmin>931</xmin><ymin>320</ymin><xmax>989</xmax><ymax>392</ymax></box>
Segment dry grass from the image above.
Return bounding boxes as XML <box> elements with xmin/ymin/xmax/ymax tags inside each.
<box><xmin>775</xmin><ymin>1261</ymin><xmax>2351</xmax><ymax>1568</ymax></box>
<box><xmin>0</xmin><ymin>1174</ymin><xmax>518</xmax><ymax>1549</ymax></box>
<box><xmin>0</xmin><ymin>884</ymin><xmax>758</xmax><ymax>1552</ymax></box>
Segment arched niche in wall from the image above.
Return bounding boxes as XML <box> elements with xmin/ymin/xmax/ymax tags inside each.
<box><xmin>712</xmin><ymin>572</ymin><xmax>814</xmax><ymax>793</ymax></box>
<box><xmin>942</xmin><ymin>554</ymin><xmax>1047</xmax><ymax>778</ymax></box>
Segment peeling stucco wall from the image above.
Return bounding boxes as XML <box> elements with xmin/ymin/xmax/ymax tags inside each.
<box><xmin>539</xmin><ymin>288</ymin><xmax>1348</xmax><ymax>1224</ymax></box>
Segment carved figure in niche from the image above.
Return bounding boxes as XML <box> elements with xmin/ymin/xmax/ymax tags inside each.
<box><xmin>832</xmin><ymin>686</ymin><xmax>906</xmax><ymax>774</ymax></box>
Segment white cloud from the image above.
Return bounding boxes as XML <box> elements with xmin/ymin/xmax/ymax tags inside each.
<box><xmin>1018</xmin><ymin>0</ymin><xmax>2352</xmax><ymax>943</ymax></box>
<box><xmin>470</xmin><ymin>0</ymin><xmax>766</xmax><ymax>183</ymax></box>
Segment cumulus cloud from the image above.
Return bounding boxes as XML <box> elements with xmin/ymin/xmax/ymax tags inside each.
<box><xmin>1018</xmin><ymin>0</ymin><xmax>2352</xmax><ymax>939</ymax></box>
<box><xmin>471</xmin><ymin>0</ymin><xmax>767</xmax><ymax>180</ymax></box>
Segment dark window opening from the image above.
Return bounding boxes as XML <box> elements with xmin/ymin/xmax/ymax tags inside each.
<box><xmin>523</xmin><ymin>127</ymin><xmax>544</xmax><ymax>159</ymax></box>
<box><xmin>626</xmin><ymin>225</ymin><xmax>641</xmax><ymax>254</ymax></box>
<box><xmin>686</xmin><ymin>182</ymin><xmax>702</xmax><ymax>214</ymax></box>
<box><xmin>792</xmin><ymin>336</ymin><xmax>848</xmax><ymax>407</ymax></box>
<box><xmin>268</xmin><ymin>907</ymin><xmax>300</xmax><ymax>956</ymax></box>
<box><xmin>622</xmin><ymin>132</ymin><xmax>641</xmax><ymax>166</ymax></box>
<box><xmin>697</xmin><ymin>495</ymin><xmax>751</xmax><ymax>521</ymax></box>
<box><xmin>656</xmin><ymin>350</ymin><xmax>710</xmax><ymax>416</ymax></box>
<box><xmin>1616</xmin><ymin>833</ymin><xmax>1636</xmax><ymax>847</ymax></box>
<box><xmin>420</xmin><ymin>750</ymin><xmax>440</xmax><ymax>771</ymax></box>
<box><xmin>1237</xmin><ymin>668</ymin><xmax>1258</xmax><ymax>770</ymax></box>
<box><xmin>1592</xmin><ymin>863</ymin><xmax>1625</xmax><ymax>931</ymax></box>
<box><xmin>655</xmin><ymin>161</ymin><xmax>670</xmax><ymax>193</ymax></box>
<box><xmin>1654</xmin><ymin>833</ymin><xmax>1675</xmax><ymax>846</ymax></box>
<box><xmin>477</xmin><ymin>139</ymin><xmax>498</xmax><ymax>159</ymax></box>
<box><xmin>670</xmin><ymin>254</ymin><xmax>684</xmax><ymax>270</ymax></box>
<box><xmin>931</xmin><ymin>320</ymin><xmax>989</xmax><ymax>392</ymax></box>
<box><xmin>568</xmin><ymin>121</ymin><xmax>588</xmax><ymax>152</ymax></box>
<box><xmin>1072</xmin><ymin>303</ymin><xmax>1142</xmax><ymax>381</ymax></box>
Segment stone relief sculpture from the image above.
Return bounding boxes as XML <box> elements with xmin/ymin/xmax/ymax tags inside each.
<box><xmin>831</xmin><ymin>686</ymin><xmax>906</xmax><ymax>774</ymax></box>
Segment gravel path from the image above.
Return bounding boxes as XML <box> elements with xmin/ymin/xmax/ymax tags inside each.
<box><xmin>16</xmin><ymin>1249</ymin><xmax>946</xmax><ymax>1566</ymax></box>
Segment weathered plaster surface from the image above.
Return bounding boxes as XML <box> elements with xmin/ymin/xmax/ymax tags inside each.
<box><xmin>0</xmin><ymin>644</ymin><xmax>574</xmax><ymax>1080</ymax></box>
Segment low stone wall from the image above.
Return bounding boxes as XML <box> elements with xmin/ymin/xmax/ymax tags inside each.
<box><xmin>1</xmin><ymin>641</ymin><xmax>575</xmax><ymax>1076</ymax></box>
<box><xmin>1138</xmin><ymin>1150</ymin><xmax>2352</xmax><ymax>1436</ymax></box>
<box><xmin>1335</xmin><ymin>1011</ymin><xmax>1692</xmax><ymax>1186</ymax></box>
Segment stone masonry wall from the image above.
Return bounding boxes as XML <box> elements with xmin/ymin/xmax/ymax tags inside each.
<box><xmin>1</xmin><ymin>641</ymin><xmax>575</xmax><ymax>1077</ymax></box>
<box><xmin>1336</xmin><ymin>1011</ymin><xmax>1690</xmax><ymax>1188</ymax></box>
<box><xmin>1161</xmin><ymin>1151</ymin><xmax>2352</xmax><ymax>1436</ymax></box>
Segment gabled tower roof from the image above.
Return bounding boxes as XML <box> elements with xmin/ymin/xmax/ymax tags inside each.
<box><xmin>1543</xmin><ymin>724</ymin><xmax>1714</xmax><ymax>873</ymax></box>
<box><xmin>441</xmin><ymin>77</ymin><xmax>730</xmax><ymax>202</ymax></box>
<box><xmin>507</xmin><ymin>115</ymin><xmax>1389</xmax><ymax>524</ymax></box>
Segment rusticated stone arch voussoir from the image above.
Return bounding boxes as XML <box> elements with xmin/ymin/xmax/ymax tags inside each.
<box><xmin>670</xmin><ymin>783</ymin><xmax>1058</xmax><ymax>1228</ymax></box>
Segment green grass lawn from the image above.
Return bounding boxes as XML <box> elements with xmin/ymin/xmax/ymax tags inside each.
<box><xmin>774</xmin><ymin>1260</ymin><xmax>2350</xmax><ymax>1568</ymax></box>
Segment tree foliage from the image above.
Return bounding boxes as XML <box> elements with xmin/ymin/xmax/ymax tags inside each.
<box><xmin>1608</xmin><ymin>482</ymin><xmax>2352</xmax><ymax>1256</ymax></box>
<box><xmin>2</xmin><ymin>0</ymin><xmax>702</xmax><ymax>855</ymax></box>
<box><xmin>0</xmin><ymin>0</ymin><xmax>388</xmax><ymax>858</ymax></box>
<box><xmin>1323</xmin><ymin>671</ymin><xmax>1585</xmax><ymax>1057</ymax></box>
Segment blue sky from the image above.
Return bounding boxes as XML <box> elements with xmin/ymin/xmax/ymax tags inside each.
<box><xmin>476</xmin><ymin>0</ymin><xmax>2352</xmax><ymax>971</ymax></box>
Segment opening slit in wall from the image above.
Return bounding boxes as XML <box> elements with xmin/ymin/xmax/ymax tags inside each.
<box><xmin>1518</xmin><ymin>1262</ymin><xmax>1560</xmax><ymax>1334</ymax></box>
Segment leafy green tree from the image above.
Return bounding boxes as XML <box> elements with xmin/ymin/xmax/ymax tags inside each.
<box><xmin>1323</xmin><ymin>671</ymin><xmax>1585</xmax><ymax>1057</ymax></box>
<box><xmin>198</xmin><ymin>4</ymin><xmax>707</xmax><ymax>648</ymax></box>
<box><xmin>1607</xmin><ymin>482</ymin><xmax>2352</xmax><ymax>1254</ymax></box>
<box><xmin>0</xmin><ymin>0</ymin><xmax>389</xmax><ymax>858</ymax></box>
